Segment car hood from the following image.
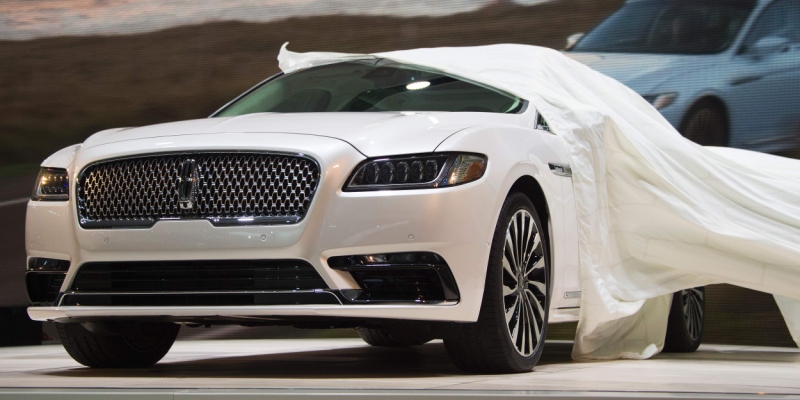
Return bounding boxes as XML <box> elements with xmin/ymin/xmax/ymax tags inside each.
<box><xmin>83</xmin><ymin>112</ymin><xmax>518</xmax><ymax>157</ymax></box>
<box><xmin>565</xmin><ymin>52</ymin><xmax>708</xmax><ymax>94</ymax></box>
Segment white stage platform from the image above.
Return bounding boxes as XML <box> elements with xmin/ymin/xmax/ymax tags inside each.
<box><xmin>0</xmin><ymin>339</ymin><xmax>798</xmax><ymax>399</ymax></box>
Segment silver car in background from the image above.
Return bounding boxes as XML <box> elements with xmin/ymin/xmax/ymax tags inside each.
<box><xmin>566</xmin><ymin>0</ymin><xmax>800</xmax><ymax>151</ymax></box>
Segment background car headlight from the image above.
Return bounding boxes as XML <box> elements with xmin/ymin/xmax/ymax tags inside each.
<box><xmin>32</xmin><ymin>167</ymin><xmax>69</xmax><ymax>201</ymax></box>
<box><xmin>345</xmin><ymin>153</ymin><xmax>487</xmax><ymax>191</ymax></box>
<box><xmin>642</xmin><ymin>93</ymin><xmax>677</xmax><ymax>110</ymax></box>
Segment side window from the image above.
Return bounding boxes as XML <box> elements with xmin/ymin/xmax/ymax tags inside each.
<box><xmin>535</xmin><ymin>113</ymin><xmax>550</xmax><ymax>132</ymax></box>
<box><xmin>741</xmin><ymin>0</ymin><xmax>800</xmax><ymax>54</ymax></box>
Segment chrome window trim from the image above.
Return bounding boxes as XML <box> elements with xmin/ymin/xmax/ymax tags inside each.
<box><xmin>209</xmin><ymin>72</ymin><xmax>285</xmax><ymax>118</ymax></box>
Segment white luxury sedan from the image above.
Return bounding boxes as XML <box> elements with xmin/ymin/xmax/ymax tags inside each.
<box><xmin>25</xmin><ymin>58</ymin><xmax>703</xmax><ymax>373</ymax></box>
<box><xmin>566</xmin><ymin>0</ymin><xmax>800</xmax><ymax>151</ymax></box>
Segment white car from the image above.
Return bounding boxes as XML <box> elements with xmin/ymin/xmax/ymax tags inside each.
<box><xmin>25</xmin><ymin>58</ymin><xmax>703</xmax><ymax>373</ymax></box>
<box><xmin>566</xmin><ymin>0</ymin><xmax>800</xmax><ymax>151</ymax></box>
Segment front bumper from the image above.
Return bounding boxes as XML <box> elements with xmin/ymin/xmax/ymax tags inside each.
<box><xmin>26</xmin><ymin>132</ymin><xmax>499</xmax><ymax>323</ymax></box>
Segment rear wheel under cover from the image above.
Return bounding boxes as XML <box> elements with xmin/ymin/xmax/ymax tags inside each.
<box><xmin>56</xmin><ymin>320</ymin><xmax>180</xmax><ymax>368</ymax></box>
<box><xmin>663</xmin><ymin>287</ymin><xmax>705</xmax><ymax>353</ymax></box>
<box><xmin>444</xmin><ymin>193</ymin><xmax>549</xmax><ymax>373</ymax></box>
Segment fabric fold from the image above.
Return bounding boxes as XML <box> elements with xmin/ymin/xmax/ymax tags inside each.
<box><xmin>276</xmin><ymin>43</ymin><xmax>800</xmax><ymax>359</ymax></box>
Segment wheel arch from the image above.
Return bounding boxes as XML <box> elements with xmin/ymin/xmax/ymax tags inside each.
<box><xmin>507</xmin><ymin>175</ymin><xmax>551</xmax><ymax>245</ymax></box>
<box><xmin>504</xmin><ymin>174</ymin><xmax>564</xmax><ymax>305</ymax></box>
<box><xmin>444</xmin><ymin>176</ymin><xmax>554</xmax><ymax>372</ymax></box>
<box><xmin>678</xmin><ymin>95</ymin><xmax>730</xmax><ymax>140</ymax></box>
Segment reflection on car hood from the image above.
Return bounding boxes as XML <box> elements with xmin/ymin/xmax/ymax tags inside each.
<box><xmin>565</xmin><ymin>52</ymin><xmax>707</xmax><ymax>94</ymax></box>
<box><xmin>82</xmin><ymin>112</ymin><xmax>517</xmax><ymax>157</ymax></box>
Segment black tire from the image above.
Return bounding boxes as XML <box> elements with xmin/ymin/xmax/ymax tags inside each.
<box><xmin>444</xmin><ymin>192</ymin><xmax>549</xmax><ymax>373</ymax></box>
<box><xmin>663</xmin><ymin>287</ymin><xmax>705</xmax><ymax>353</ymax></box>
<box><xmin>56</xmin><ymin>321</ymin><xmax>180</xmax><ymax>368</ymax></box>
<box><xmin>356</xmin><ymin>327</ymin><xmax>432</xmax><ymax>347</ymax></box>
<box><xmin>679</xmin><ymin>102</ymin><xmax>729</xmax><ymax>146</ymax></box>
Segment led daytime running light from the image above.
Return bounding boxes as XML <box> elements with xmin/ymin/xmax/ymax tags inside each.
<box><xmin>32</xmin><ymin>167</ymin><xmax>69</xmax><ymax>201</ymax></box>
<box><xmin>345</xmin><ymin>153</ymin><xmax>486</xmax><ymax>191</ymax></box>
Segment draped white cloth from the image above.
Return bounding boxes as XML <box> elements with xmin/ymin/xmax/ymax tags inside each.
<box><xmin>277</xmin><ymin>43</ymin><xmax>800</xmax><ymax>359</ymax></box>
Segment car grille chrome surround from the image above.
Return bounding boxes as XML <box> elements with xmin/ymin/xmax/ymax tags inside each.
<box><xmin>76</xmin><ymin>152</ymin><xmax>320</xmax><ymax>228</ymax></box>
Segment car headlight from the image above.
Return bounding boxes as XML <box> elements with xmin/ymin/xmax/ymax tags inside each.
<box><xmin>32</xmin><ymin>167</ymin><xmax>69</xmax><ymax>201</ymax></box>
<box><xmin>345</xmin><ymin>153</ymin><xmax>487</xmax><ymax>191</ymax></box>
<box><xmin>642</xmin><ymin>93</ymin><xmax>677</xmax><ymax>110</ymax></box>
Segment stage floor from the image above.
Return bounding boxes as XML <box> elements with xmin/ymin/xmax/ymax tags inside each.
<box><xmin>0</xmin><ymin>339</ymin><xmax>798</xmax><ymax>399</ymax></box>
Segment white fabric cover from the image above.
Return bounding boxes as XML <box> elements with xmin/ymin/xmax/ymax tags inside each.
<box><xmin>277</xmin><ymin>43</ymin><xmax>800</xmax><ymax>359</ymax></box>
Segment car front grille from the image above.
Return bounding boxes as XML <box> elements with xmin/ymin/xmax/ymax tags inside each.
<box><xmin>77</xmin><ymin>152</ymin><xmax>319</xmax><ymax>228</ymax></box>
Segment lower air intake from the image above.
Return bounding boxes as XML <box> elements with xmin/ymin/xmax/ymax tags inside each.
<box><xmin>61</xmin><ymin>259</ymin><xmax>335</xmax><ymax>306</ymax></box>
<box><xmin>26</xmin><ymin>273</ymin><xmax>66</xmax><ymax>304</ymax></box>
<box><xmin>328</xmin><ymin>252</ymin><xmax>460</xmax><ymax>303</ymax></box>
<box><xmin>70</xmin><ymin>259</ymin><xmax>327</xmax><ymax>292</ymax></box>
<box><xmin>348</xmin><ymin>268</ymin><xmax>452</xmax><ymax>302</ymax></box>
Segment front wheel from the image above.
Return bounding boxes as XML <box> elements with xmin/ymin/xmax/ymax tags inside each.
<box><xmin>444</xmin><ymin>193</ymin><xmax>549</xmax><ymax>373</ymax></box>
<box><xmin>56</xmin><ymin>321</ymin><xmax>180</xmax><ymax>368</ymax></box>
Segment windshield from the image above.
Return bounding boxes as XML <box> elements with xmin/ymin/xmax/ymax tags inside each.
<box><xmin>215</xmin><ymin>59</ymin><xmax>524</xmax><ymax>116</ymax></box>
<box><xmin>572</xmin><ymin>0</ymin><xmax>757</xmax><ymax>55</ymax></box>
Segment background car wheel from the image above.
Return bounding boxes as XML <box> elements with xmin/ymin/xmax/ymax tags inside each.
<box><xmin>56</xmin><ymin>321</ymin><xmax>180</xmax><ymax>368</ymax></box>
<box><xmin>356</xmin><ymin>327</ymin><xmax>432</xmax><ymax>347</ymax></box>
<box><xmin>679</xmin><ymin>101</ymin><xmax>729</xmax><ymax>146</ymax></box>
<box><xmin>663</xmin><ymin>287</ymin><xmax>705</xmax><ymax>353</ymax></box>
<box><xmin>444</xmin><ymin>192</ymin><xmax>549</xmax><ymax>373</ymax></box>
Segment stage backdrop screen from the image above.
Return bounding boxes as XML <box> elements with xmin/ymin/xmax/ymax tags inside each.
<box><xmin>0</xmin><ymin>0</ymin><xmax>796</xmax><ymax>347</ymax></box>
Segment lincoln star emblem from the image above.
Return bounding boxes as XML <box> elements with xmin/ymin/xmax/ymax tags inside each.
<box><xmin>177</xmin><ymin>159</ymin><xmax>199</xmax><ymax>210</ymax></box>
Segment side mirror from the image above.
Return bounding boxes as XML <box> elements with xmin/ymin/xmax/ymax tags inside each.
<box><xmin>565</xmin><ymin>33</ymin><xmax>585</xmax><ymax>51</ymax></box>
<box><xmin>751</xmin><ymin>36</ymin><xmax>790</xmax><ymax>57</ymax></box>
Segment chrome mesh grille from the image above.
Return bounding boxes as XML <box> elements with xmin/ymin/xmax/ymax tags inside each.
<box><xmin>77</xmin><ymin>153</ymin><xmax>319</xmax><ymax>228</ymax></box>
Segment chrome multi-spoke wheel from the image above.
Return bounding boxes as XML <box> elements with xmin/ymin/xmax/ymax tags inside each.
<box><xmin>444</xmin><ymin>193</ymin><xmax>549</xmax><ymax>373</ymax></box>
<box><xmin>664</xmin><ymin>286</ymin><xmax>705</xmax><ymax>353</ymax></box>
<box><xmin>502</xmin><ymin>209</ymin><xmax>546</xmax><ymax>357</ymax></box>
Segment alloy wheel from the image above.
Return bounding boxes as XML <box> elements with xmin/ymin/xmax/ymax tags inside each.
<box><xmin>681</xmin><ymin>288</ymin><xmax>704</xmax><ymax>342</ymax></box>
<box><xmin>501</xmin><ymin>209</ymin><xmax>547</xmax><ymax>356</ymax></box>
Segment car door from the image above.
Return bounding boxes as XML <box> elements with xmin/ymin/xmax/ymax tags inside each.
<box><xmin>726</xmin><ymin>0</ymin><xmax>800</xmax><ymax>150</ymax></box>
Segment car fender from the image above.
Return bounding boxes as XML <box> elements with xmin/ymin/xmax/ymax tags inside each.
<box><xmin>643</xmin><ymin>62</ymin><xmax>731</xmax><ymax>129</ymax></box>
<box><xmin>40</xmin><ymin>144</ymin><xmax>83</xmax><ymax>169</ymax></box>
<box><xmin>434</xmin><ymin>124</ymin><xmax>577</xmax><ymax>311</ymax></box>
